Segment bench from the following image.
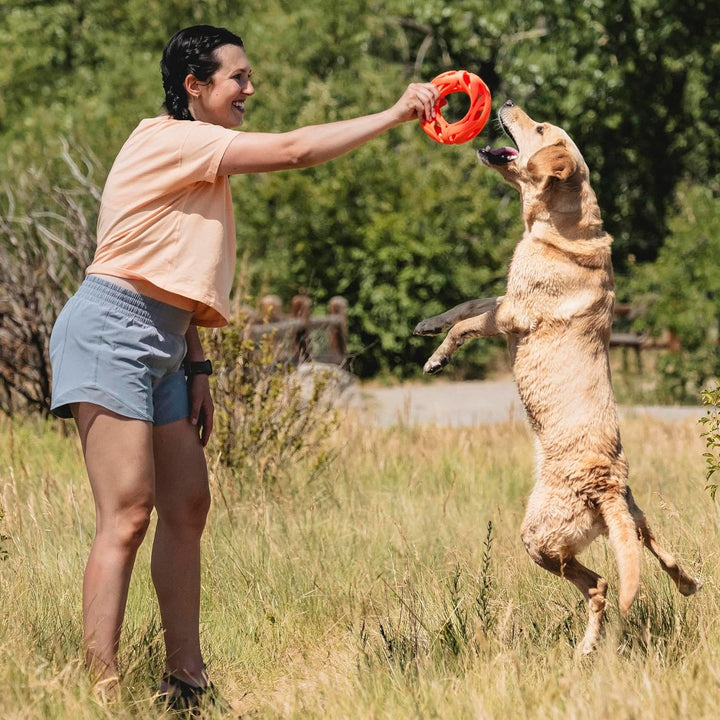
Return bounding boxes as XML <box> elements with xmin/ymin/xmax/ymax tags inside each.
<box><xmin>243</xmin><ymin>294</ymin><xmax>349</xmax><ymax>367</ymax></box>
<box><xmin>610</xmin><ymin>304</ymin><xmax>679</xmax><ymax>372</ymax></box>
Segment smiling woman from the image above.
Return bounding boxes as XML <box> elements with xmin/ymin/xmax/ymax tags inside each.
<box><xmin>160</xmin><ymin>25</ymin><xmax>250</xmax><ymax>125</ymax></box>
<box><xmin>172</xmin><ymin>44</ymin><xmax>255</xmax><ymax>129</ymax></box>
<box><xmin>46</xmin><ymin>21</ymin><xmax>440</xmax><ymax>713</ymax></box>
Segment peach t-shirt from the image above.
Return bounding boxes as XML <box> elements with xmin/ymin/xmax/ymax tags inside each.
<box><xmin>87</xmin><ymin>115</ymin><xmax>239</xmax><ymax>327</ymax></box>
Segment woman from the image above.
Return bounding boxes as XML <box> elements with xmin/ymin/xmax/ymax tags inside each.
<box><xmin>49</xmin><ymin>24</ymin><xmax>439</xmax><ymax>708</ymax></box>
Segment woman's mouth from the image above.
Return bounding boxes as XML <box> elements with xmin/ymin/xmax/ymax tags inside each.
<box><xmin>232</xmin><ymin>101</ymin><xmax>245</xmax><ymax>112</ymax></box>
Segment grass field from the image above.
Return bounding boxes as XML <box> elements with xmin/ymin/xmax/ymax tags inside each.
<box><xmin>1</xmin><ymin>403</ymin><xmax>718</xmax><ymax>719</ymax></box>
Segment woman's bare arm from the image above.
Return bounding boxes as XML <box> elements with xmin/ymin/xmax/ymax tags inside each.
<box><xmin>218</xmin><ymin>82</ymin><xmax>439</xmax><ymax>175</ymax></box>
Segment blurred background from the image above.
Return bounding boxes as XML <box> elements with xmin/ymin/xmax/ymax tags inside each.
<box><xmin>1</xmin><ymin>0</ymin><xmax>719</xmax><ymax>404</ymax></box>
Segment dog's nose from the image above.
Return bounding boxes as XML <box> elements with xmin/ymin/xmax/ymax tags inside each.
<box><xmin>504</xmin><ymin>100</ymin><xmax>514</xmax><ymax>108</ymax></box>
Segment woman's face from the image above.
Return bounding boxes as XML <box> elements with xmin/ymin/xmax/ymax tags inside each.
<box><xmin>187</xmin><ymin>44</ymin><xmax>255</xmax><ymax>128</ymax></box>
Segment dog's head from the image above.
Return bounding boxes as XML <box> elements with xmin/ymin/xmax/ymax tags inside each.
<box><xmin>478</xmin><ymin>101</ymin><xmax>597</xmax><ymax>234</ymax></box>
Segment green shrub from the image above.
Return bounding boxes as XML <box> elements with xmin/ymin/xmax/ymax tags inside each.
<box><xmin>202</xmin><ymin>310</ymin><xmax>344</xmax><ymax>488</ymax></box>
<box><xmin>700</xmin><ymin>383</ymin><xmax>720</xmax><ymax>501</ymax></box>
<box><xmin>628</xmin><ymin>184</ymin><xmax>720</xmax><ymax>401</ymax></box>
<box><xmin>0</xmin><ymin>146</ymin><xmax>99</xmax><ymax>416</ymax></box>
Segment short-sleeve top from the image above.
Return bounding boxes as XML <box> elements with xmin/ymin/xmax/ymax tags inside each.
<box><xmin>87</xmin><ymin>115</ymin><xmax>240</xmax><ymax>327</ymax></box>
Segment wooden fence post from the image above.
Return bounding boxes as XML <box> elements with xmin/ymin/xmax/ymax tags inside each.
<box><xmin>291</xmin><ymin>294</ymin><xmax>312</xmax><ymax>362</ymax></box>
<box><xmin>328</xmin><ymin>296</ymin><xmax>348</xmax><ymax>363</ymax></box>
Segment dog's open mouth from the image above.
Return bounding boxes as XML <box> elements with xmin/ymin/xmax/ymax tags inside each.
<box><xmin>478</xmin><ymin>146</ymin><xmax>519</xmax><ymax>165</ymax></box>
<box><xmin>478</xmin><ymin>116</ymin><xmax>519</xmax><ymax>165</ymax></box>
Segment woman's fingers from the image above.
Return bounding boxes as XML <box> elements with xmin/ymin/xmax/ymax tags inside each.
<box><xmin>396</xmin><ymin>82</ymin><xmax>440</xmax><ymax>122</ymax></box>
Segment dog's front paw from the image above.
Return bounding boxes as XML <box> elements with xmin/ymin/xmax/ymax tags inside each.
<box><xmin>414</xmin><ymin>317</ymin><xmax>444</xmax><ymax>336</ymax></box>
<box><xmin>423</xmin><ymin>355</ymin><xmax>449</xmax><ymax>375</ymax></box>
<box><xmin>519</xmin><ymin>316</ymin><xmax>541</xmax><ymax>333</ymax></box>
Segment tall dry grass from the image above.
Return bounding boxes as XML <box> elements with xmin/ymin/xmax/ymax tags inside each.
<box><xmin>0</xmin><ymin>405</ymin><xmax>718</xmax><ymax>719</ymax></box>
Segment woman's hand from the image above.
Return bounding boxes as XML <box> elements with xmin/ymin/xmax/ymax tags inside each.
<box><xmin>183</xmin><ymin>326</ymin><xmax>213</xmax><ymax>445</ymax></box>
<box><xmin>390</xmin><ymin>82</ymin><xmax>441</xmax><ymax>124</ymax></box>
<box><xmin>188</xmin><ymin>373</ymin><xmax>214</xmax><ymax>447</ymax></box>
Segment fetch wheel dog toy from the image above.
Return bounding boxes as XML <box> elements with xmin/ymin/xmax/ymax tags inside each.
<box><xmin>421</xmin><ymin>70</ymin><xmax>491</xmax><ymax>144</ymax></box>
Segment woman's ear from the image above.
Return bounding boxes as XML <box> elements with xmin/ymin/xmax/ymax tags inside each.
<box><xmin>184</xmin><ymin>74</ymin><xmax>202</xmax><ymax>99</ymax></box>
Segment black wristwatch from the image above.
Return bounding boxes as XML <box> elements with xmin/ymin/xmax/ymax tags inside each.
<box><xmin>184</xmin><ymin>359</ymin><xmax>213</xmax><ymax>378</ymax></box>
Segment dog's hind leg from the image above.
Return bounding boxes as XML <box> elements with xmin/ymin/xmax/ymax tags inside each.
<box><xmin>563</xmin><ymin>558</ymin><xmax>609</xmax><ymax>656</ymax></box>
<box><xmin>413</xmin><ymin>296</ymin><xmax>502</xmax><ymax>336</ymax></box>
<box><xmin>522</xmin><ymin>544</ymin><xmax>608</xmax><ymax>655</ymax></box>
<box><xmin>626</xmin><ymin>487</ymin><xmax>700</xmax><ymax>596</ymax></box>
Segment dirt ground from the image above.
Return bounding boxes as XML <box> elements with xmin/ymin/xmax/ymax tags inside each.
<box><xmin>358</xmin><ymin>378</ymin><xmax>703</xmax><ymax>427</ymax></box>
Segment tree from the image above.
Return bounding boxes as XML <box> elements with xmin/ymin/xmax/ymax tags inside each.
<box><xmin>2</xmin><ymin>0</ymin><xmax>719</xmax><ymax>382</ymax></box>
<box><xmin>369</xmin><ymin>0</ymin><xmax>720</xmax><ymax>269</ymax></box>
<box><xmin>628</xmin><ymin>183</ymin><xmax>720</xmax><ymax>399</ymax></box>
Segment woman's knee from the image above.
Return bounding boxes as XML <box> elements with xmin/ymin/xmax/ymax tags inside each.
<box><xmin>157</xmin><ymin>482</ymin><xmax>211</xmax><ymax>531</ymax></box>
<box><xmin>186</xmin><ymin>484</ymin><xmax>212</xmax><ymax>528</ymax></box>
<box><xmin>99</xmin><ymin>500</ymin><xmax>154</xmax><ymax>552</ymax></box>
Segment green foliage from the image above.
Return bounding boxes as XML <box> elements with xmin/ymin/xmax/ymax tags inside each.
<box><xmin>235</xmin><ymin>129</ymin><xmax>520</xmax><ymax>377</ymax></box>
<box><xmin>202</xmin><ymin>311</ymin><xmax>341</xmax><ymax>486</ymax></box>
<box><xmin>0</xmin><ymin>146</ymin><xmax>100</xmax><ymax>414</ymax></box>
<box><xmin>0</xmin><ymin>0</ymin><xmax>261</xmax><ymax>169</ymax></box>
<box><xmin>699</xmin><ymin>384</ymin><xmax>720</xmax><ymax>501</ymax></box>
<box><xmin>2</xmin><ymin>0</ymin><xmax>719</xmax><ymax>381</ymax></box>
<box><xmin>379</xmin><ymin>0</ymin><xmax>720</xmax><ymax>269</ymax></box>
<box><xmin>627</xmin><ymin>184</ymin><xmax>720</xmax><ymax>399</ymax></box>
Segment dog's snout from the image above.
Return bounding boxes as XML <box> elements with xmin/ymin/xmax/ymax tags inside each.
<box><xmin>503</xmin><ymin>100</ymin><xmax>514</xmax><ymax>108</ymax></box>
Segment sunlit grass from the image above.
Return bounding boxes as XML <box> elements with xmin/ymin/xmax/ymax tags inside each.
<box><xmin>1</xmin><ymin>407</ymin><xmax>718</xmax><ymax>719</ymax></box>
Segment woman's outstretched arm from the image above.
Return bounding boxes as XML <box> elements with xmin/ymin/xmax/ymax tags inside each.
<box><xmin>218</xmin><ymin>82</ymin><xmax>439</xmax><ymax>175</ymax></box>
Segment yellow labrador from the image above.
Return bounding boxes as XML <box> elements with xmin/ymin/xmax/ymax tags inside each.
<box><xmin>415</xmin><ymin>101</ymin><xmax>699</xmax><ymax>654</ymax></box>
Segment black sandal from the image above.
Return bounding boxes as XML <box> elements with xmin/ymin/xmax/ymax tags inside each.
<box><xmin>158</xmin><ymin>672</ymin><xmax>222</xmax><ymax>715</ymax></box>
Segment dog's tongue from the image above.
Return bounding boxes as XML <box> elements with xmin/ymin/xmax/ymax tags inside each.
<box><xmin>485</xmin><ymin>146</ymin><xmax>519</xmax><ymax>162</ymax></box>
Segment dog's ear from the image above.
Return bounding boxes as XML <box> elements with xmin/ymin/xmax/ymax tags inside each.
<box><xmin>527</xmin><ymin>141</ymin><xmax>578</xmax><ymax>184</ymax></box>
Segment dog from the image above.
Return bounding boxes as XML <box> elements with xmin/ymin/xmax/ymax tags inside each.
<box><xmin>415</xmin><ymin>100</ymin><xmax>699</xmax><ymax>654</ymax></box>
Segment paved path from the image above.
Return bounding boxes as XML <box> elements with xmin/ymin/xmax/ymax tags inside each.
<box><xmin>359</xmin><ymin>379</ymin><xmax>703</xmax><ymax>427</ymax></box>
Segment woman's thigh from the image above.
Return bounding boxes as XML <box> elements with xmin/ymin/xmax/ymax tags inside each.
<box><xmin>153</xmin><ymin>418</ymin><xmax>210</xmax><ymax>526</ymax></box>
<box><xmin>73</xmin><ymin>402</ymin><xmax>155</xmax><ymax>528</ymax></box>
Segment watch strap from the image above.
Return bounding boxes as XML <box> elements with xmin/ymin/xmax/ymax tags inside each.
<box><xmin>185</xmin><ymin>359</ymin><xmax>213</xmax><ymax>377</ymax></box>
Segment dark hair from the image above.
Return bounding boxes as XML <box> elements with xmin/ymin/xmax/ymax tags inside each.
<box><xmin>161</xmin><ymin>25</ymin><xmax>244</xmax><ymax>121</ymax></box>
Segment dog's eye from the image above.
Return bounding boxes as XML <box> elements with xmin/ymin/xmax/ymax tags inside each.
<box><xmin>536</xmin><ymin>125</ymin><xmax>544</xmax><ymax>135</ymax></box>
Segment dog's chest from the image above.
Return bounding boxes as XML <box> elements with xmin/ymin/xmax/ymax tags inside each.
<box><xmin>506</xmin><ymin>239</ymin><xmax>610</xmax><ymax>320</ymax></box>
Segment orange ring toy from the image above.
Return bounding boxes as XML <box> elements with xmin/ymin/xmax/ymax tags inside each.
<box><xmin>421</xmin><ymin>70</ymin><xmax>492</xmax><ymax>144</ymax></box>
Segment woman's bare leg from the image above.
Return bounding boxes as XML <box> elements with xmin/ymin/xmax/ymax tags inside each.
<box><xmin>151</xmin><ymin>417</ymin><xmax>211</xmax><ymax>685</ymax></box>
<box><xmin>73</xmin><ymin>403</ymin><xmax>155</xmax><ymax>684</ymax></box>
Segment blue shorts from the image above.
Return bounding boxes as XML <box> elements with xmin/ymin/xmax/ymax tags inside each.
<box><xmin>50</xmin><ymin>275</ymin><xmax>193</xmax><ymax>425</ymax></box>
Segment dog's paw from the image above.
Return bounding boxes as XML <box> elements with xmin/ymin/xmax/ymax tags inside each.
<box><xmin>678</xmin><ymin>575</ymin><xmax>702</xmax><ymax>596</ymax></box>
<box><xmin>423</xmin><ymin>355</ymin><xmax>448</xmax><ymax>375</ymax></box>
<box><xmin>414</xmin><ymin>318</ymin><xmax>444</xmax><ymax>336</ymax></box>
<box><xmin>521</xmin><ymin>316</ymin><xmax>541</xmax><ymax>333</ymax></box>
<box><xmin>574</xmin><ymin>640</ymin><xmax>599</xmax><ymax>663</ymax></box>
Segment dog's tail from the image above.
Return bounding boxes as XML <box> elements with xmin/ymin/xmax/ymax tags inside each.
<box><xmin>600</xmin><ymin>490</ymin><xmax>642</xmax><ymax>615</ymax></box>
